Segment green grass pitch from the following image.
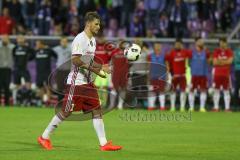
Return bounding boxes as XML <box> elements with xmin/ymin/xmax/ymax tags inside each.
<box><xmin>0</xmin><ymin>107</ymin><xmax>239</xmax><ymax>160</ymax></box>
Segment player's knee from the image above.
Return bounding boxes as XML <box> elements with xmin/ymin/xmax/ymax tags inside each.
<box><xmin>92</xmin><ymin>108</ymin><xmax>102</xmax><ymax>119</ymax></box>
<box><xmin>223</xmin><ymin>90</ymin><xmax>230</xmax><ymax>96</ymax></box>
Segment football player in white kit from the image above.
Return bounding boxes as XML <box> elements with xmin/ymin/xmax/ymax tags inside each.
<box><xmin>38</xmin><ymin>12</ymin><xmax>122</xmax><ymax>151</ymax></box>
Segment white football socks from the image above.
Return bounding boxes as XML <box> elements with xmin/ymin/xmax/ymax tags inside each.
<box><xmin>117</xmin><ymin>91</ymin><xmax>126</xmax><ymax>109</ymax></box>
<box><xmin>148</xmin><ymin>91</ymin><xmax>156</xmax><ymax>108</ymax></box>
<box><xmin>117</xmin><ymin>97</ymin><xmax>124</xmax><ymax>109</ymax></box>
<box><xmin>42</xmin><ymin>116</ymin><xmax>108</xmax><ymax>147</ymax></box>
<box><xmin>213</xmin><ymin>89</ymin><xmax>220</xmax><ymax>109</ymax></box>
<box><xmin>180</xmin><ymin>92</ymin><xmax>186</xmax><ymax>109</ymax></box>
<box><xmin>42</xmin><ymin>115</ymin><xmax>62</xmax><ymax>139</ymax></box>
<box><xmin>170</xmin><ymin>92</ymin><xmax>176</xmax><ymax>109</ymax></box>
<box><xmin>200</xmin><ymin>92</ymin><xmax>207</xmax><ymax>109</ymax></box>
<box><xmin>188</xmin><ymin>92</ymin><xmax>195</xmax><ymax>109</ymax></box>
<box><xmin>109</xmin><ymin>90</ymin><xmax>117</xmax><ymax>108</ymax></box>
<box><xmin>223</xmin><ymin>90</ymin><xmax>230</xmax><ymax>110</ymax></box>
<box><xmin>93</xmin><ymin>118</ymin><xmax>107</xmax><ymax>146</ymax></box>
<box><xmin>159</xmin><ymin>95</ymin><xmax>165</xmax><ymax>108</ymax></box>
<box><xmin>148</xmin><ymin>96</ymin><xmax>156</xmax><ymax>108</ymax></box>
<box><xmin>12</xmin><ymin>88</ymin><xmax>18</xmax><ymax>105</ymax></box>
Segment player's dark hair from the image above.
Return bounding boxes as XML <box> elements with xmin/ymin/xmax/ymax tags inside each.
<box><xmin>37</xmin><ymin>40</ymin><xmax>44</xmax><ymax>45</ymax></box>
<box><xmin>84</xmin><ymin>11</ymin><xmax>101</xmax><ymax>24</ymax></box>
<box><xmin>154</xmin><ymin>41</ymin><xmax>161</xmax><ymax>44</ymax></box>
<box><xmin>175</xmin><ymin>38</ymin><xmax>182</xmax><ymax>43</ymax></box>
<box><xmin>219</xmin><ymin>37</ymin><xmax>227</xmax><ymax>43</ymax></box>
<box><xmin>142</xmin><ymin>42</ymin><xmax>149</xmax><ymax>48</ymax></box>
<box><xmin>195</xmin><ymin>37</ymin><xmax>202</xmax><ymax>42</ymax></box>
<box><xmin>61</xmin><ymin>36</ymin><xmax>67</xmax><ymax>40</ymax></box>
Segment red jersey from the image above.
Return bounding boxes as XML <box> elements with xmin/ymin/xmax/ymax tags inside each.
<box><xmin>94</xmin><ymin>43</ymin><xmax>111</xmax><ymax>64</ymax></box>
<box><xmin>213</xmin><ymin>48</ymin><xmax>233</xmax><ymax>77</ymax></box>
<box><xmin>111</xmin><ymin>48</ymin><xmax>129</xmax><ymax>71</ymax></box>
<box><xmin>0</xmin><ymin>16</ymin><xmax>15</xmax><ymax>35</ymax></box>
<box><xmin>111</xmin><ymin>48</ymin><xmax>129</xmax><ymax>81</ymax></box>
<box><xmin>165</xmin><ymin>49</ymin><xmax>190</xmax><ymax>76</ymax></box>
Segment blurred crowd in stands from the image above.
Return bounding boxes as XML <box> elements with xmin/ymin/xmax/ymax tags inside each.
<box><xmin>1</xmin><ymin>0</ymin><xmax>240</xmax><ymax>38</ymax></box>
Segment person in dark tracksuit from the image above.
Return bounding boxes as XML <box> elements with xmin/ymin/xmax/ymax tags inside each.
<box><xmin>12</xmin><ymin>35</ymin><xmax>34</xmax><ymax>104</ymax></box>
<box><xmin>35</xmin><ymin>40</ymin><xmax>57</xmax><ymax>104</ymax></box>
<box><xmin>0</xmin><ymin>35</ymin><xmax>14</xmax><ymax>106</ymax></box>
<box><xmin>13</xmin><ymin>35</ymin><xmax>34</xmax><ymax>87</ymax></box>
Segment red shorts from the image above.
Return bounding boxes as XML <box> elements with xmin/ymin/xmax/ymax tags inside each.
<box><xmin>213</xmin><ymin>76</ymin><xmax>230</xmax><ymax>90</ymax></box>
<box><xmin>172</xmin><ymin>76</ymin><xmax>186</xmax><ymax>91</ymax></box>
<box><xmin>190</xmin><ymin>76</ymin><xmax>207</xmax><ymax>91</ymax></box>
<box><xmin>150</xmin><ymin>79</ymin><xmax>166</xmax><ymax>93</ymax></box>
<box><xmin>62</xmin><ymin>83</ymin><xmax>100</xmax><ymax>113</ymax></box>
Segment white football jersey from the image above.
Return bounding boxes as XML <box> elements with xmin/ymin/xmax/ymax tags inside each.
<box><xmin>67</xmin><ymin>31</ymin><xmax>96</xmax><ymax>85</ymax></box>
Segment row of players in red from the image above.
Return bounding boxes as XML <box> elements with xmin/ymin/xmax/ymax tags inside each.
<box><xmin>94</xmin><ymin>37</ymin><xmax>233</xmax><ymax>112</ymax></box>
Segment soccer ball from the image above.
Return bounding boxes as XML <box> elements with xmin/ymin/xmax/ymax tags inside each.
<box><xmin>124</xmin><ymin>43</ymin><xmax>141</xmax><ymax>61</ymax></box>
